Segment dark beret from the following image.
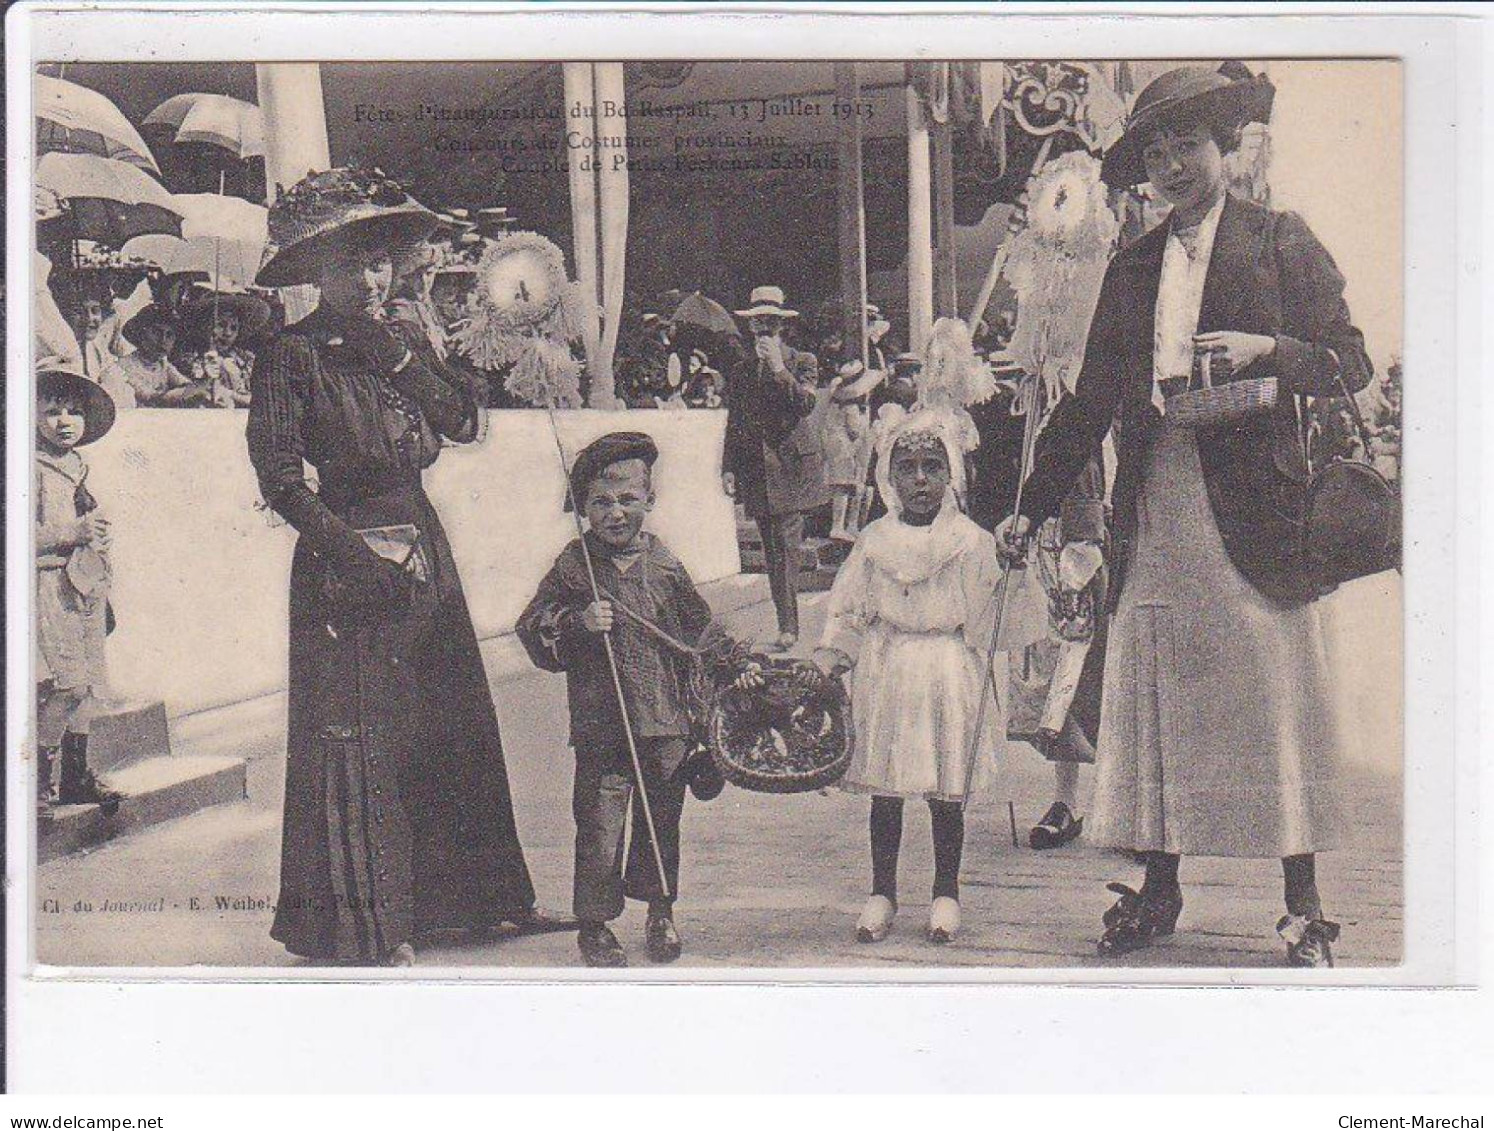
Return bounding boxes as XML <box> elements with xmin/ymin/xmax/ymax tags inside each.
<box><xmin>566</xmin><ymin>431</ymin><xmax>659</xmax><ymax>511</ymax></box>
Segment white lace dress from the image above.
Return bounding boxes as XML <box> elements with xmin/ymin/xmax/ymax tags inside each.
<box><xmin>821</xmin><ymin>505</ymin><xmax>1003</xmax><ymax>801</ymax></box>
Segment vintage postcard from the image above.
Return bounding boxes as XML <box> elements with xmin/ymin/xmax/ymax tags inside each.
<box><xmin>8</xmin><ymin>7</ymin><xmax>1430</xmax><ymax>991</ymax></box>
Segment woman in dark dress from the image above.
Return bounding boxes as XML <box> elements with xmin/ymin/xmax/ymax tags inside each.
<box><xmin>248</xmin><ymin>168</ymin><xmax>552</xmax><ymax>965</ymax></box>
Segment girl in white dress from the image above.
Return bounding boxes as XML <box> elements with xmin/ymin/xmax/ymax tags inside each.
<box><xmin>812</xmin><ymin>400</ymin><xmax>1003</xmax><ymax>945</ymax></box>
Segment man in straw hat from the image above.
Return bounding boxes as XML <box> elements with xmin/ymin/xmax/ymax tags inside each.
<box><xmin>723</xmin><ymin>285</ymin><xmax>827</xmax><ymax>651</ymax></box>
<box><xmin>248</xmin><ymin>167</ymin><xmax>564</xmax><ymax>965</ymax></box>
<box><xmin>996</xmin><ymin>64</ymin><xmax>1373</xmax><ymax>967</ymax></box>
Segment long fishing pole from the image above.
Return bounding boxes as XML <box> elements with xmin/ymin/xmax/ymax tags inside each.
<box><xmin>543</xmin><ymin>406</ymin><xmax>671</xmax><ymax>899</ymax></box>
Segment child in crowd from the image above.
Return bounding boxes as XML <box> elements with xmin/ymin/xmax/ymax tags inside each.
<box><xmin>35</xmin><ymin>369</ymin><xmax>123</xmax><ymax>814</ymax></box>
<box><xmin>812</xmin><ymin>402</ymin><xmax>1003</xmax><ymax>945</ymax></box>
<box><xmin>106</xmin><ymin>305</ymin><xmax>193</xmax><ymax>409</ymax></box>
<box><xmin>517</xmin><ymin>432</ymin><xmax>753</xmax><ymax>968</ymax></box>
<box><xmin>178</xmin><ymin>294</ymin><xmax>269</xmax><ymax>407</ymax></box>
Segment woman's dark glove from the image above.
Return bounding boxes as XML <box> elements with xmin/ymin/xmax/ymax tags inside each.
<box><xmin>321</xmin><ymin>548</ymin><xmax>415</xmax><ymax>621</ymax></box>
<box><xmin>340</xmin><ymin>314</ymin><xmax>412</xmax><ymax>375</ymax></box>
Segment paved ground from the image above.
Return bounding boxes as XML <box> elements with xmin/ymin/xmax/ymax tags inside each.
<box><xmin>35</xmin><ymin>576</ymin><xmax>1402</xmax><ymax>973</ymax></box>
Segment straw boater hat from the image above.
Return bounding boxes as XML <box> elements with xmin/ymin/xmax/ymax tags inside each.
<box><xmin>256</xmin><ymin>167</ymin><xmax>439</xmax><ymax>288</ymax></box>
<box><xmin>735</xmin><ymin>285</ymin><xmax>799</xmax><ymax>320</ymax></box>
<box><xmin>36</xmin><ymin>368</ymin><xmax>117</xmax><ymax>445</ymax></box>
<box><xmin>1101</xmin><ymin>64</ymin><xmax>1276</xmax><ymax>189</ymax></box>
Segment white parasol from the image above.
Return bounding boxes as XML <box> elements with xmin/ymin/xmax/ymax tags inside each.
<box><xmin>35</xmin><ymin>74</ymin><xmax>160</xmax><ymax>174</ymax></box>
<box><xmin>143</xmin><ymin>93</ymin><xmax>266</xmax><ymax>160</ymax></box>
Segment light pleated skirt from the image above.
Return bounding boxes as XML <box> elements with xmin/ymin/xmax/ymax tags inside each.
<box><xmin>1089</xmin><ymin>426</ymin><xmax>1344</xmax><ymax>858</ymax></box>
<box><xmin>841</xmin><ymin>626</ymin><xmax>998</xmax><ymax>802</ymax></box>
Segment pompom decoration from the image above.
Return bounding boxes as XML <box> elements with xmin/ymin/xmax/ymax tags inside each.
<box><xmin>1003</xmin><ymin>151</ymin><xmax>1120</xmax><ymax>415</ymax></box>
<box><xmin>451</xmin><ymin>230</ymin><xmax>589</xmax><ymax>408</ymax></box>
<box><xmin>919</xmin><ymin>317</ymin><xmax>997</xmax><ymax>412</ymax></box>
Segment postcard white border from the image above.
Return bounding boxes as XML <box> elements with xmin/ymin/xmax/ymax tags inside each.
<box><xmin>5</xmin><ymin>1</ymin><xmax>1486</xmax><ymax>1092</ymax></box>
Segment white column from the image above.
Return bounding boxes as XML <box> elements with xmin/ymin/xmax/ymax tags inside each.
<box><xmin>255</xmin><ymin>63</ymin><xmax>331</xmax><ymax>202</ymax></box>
<box><xmin>255</xmin><ymin>63</ymin><xmax>331</xmax><ymax>320</ymax></box>
<box><xmin>562</xmin><ymin>62</ymin><xmax>603</xmax><ymax>394</ymax></box>
<box><xmin>906</xmin><ymin>86</ymin><xmax>934</xmax><ymax>355</ymax></box>
<box><xmin>592</xmin><ymin>62</ymin><xmax>629</xmax><ymax>409</ymax></box>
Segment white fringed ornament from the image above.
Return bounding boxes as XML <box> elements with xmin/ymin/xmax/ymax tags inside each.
<box><xmin>1004</xmin><ymin>151</ymin><xmax>1120</xmax><ymax>414</ymax></box>
<box><xmin>451</xmin><ymin>230</ymin><xmax>588</xmax><ymax>408</ymax></box>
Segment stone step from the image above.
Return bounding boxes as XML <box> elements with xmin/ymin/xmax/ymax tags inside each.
<box><xmin>39</xmin><ymin>754</ymin><xmax>248</xmax><ymax>865</ymax></box>
<box><xmin>86</xmin><ymin>699</ymin><xmax>171</xmax><ymax>772</ymax></box>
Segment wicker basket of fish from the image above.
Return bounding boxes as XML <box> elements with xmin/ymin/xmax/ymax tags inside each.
<box><xmin>708</xmin><ymin>657</ymin><xmax>853</xmax><ymax>794</ymax></box>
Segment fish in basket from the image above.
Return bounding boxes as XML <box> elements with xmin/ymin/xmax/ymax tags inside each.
<box><xmin>708</xmin><ymin>657</ymin><xmax>853</xmax><ymax>794</ymax></box>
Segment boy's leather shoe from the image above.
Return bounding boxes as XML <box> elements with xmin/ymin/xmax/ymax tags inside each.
<box><xmin>645</xmin><ymin>910</ymin><xmax>682</xmax><ymax>964</ymax></box>
<box><xmin>578</xmin><ymin>923</ymin><xmax>628</xmax><ymax>968</ymax></box>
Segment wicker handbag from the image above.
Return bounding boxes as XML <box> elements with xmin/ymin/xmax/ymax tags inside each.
<box><xmin>708</xmin><ymin>658</ymin><xmax>853</xmax><ymax>794</ymax></box>
<box><xmin>1303</xmin><ymin>377</ymin><xmax>1401</xmax><ymax>596</ymax></box>
<box><xmin>1164</xmin><ymin>348</ymin><xmax>1279</xmax><ymax>428</ymax></box>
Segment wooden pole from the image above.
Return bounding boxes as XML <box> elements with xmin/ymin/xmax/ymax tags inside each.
<box><xmin>835</xmin><ymin>63</ymin><xmax>870</xmax><ymax>366</ymax></box>
<box><xmin>931</xmin><ymin>66</ymin><xmax>958</xmax><ymax>319</ymax></box>
<box><xmin>905</xmin><ymin>76</ymin><xmax>934</xmax><ymax>355</ymax></box>
<box><xmin>562</xmin><ymin>62</ymin><xmax>603</xmax><ymax>397</ymax></box>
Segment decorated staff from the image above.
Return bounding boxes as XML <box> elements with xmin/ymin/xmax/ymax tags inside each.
<box><xmin>974</xmin><ymin>150</ymin><xmax>1121</xmax><ymax>849</ymax></box>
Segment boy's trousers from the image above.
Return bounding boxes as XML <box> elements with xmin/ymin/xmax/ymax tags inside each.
<box><xmin>572</xmin><ymin>736</ymin><xmax>689</xmax><ymax>923</ymax></box>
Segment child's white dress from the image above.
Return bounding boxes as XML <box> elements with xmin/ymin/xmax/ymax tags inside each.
<box><xmin>822</xmin><ymin>504</ymin><xmax>1004</xmax><ymax>801</ymax></box>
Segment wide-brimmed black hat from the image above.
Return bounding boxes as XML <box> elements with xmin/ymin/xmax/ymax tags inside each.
<box><xmin>36</xmin><ymin>368</ymin><xmax>117</xmax><ymax>445</ymax></box>
<box><xmin>185</xmin><ymin>290</ymin><xmax>273</xmax><ymax>341</ymax></box>
<box><xmin>257</xmin><ymin>167</ymin><xmax>438</xmax><ymax>288</ymax></box>
<box><xmin>120</xmin><ymin>303</ymin><xmax>183</xmax><ymax>350</ymax></box>
<box><xmin>566</xmin><ymin>431</ymin><xmax>659</xmax><ymax>512</ymax></box>
<box><xmin>1101</xmin><ymin>65</ymin><xmax>1276</xmax><ymax>189</ymax></box>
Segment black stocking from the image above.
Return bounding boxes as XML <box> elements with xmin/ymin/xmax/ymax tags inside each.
<box><xmin>1142</xmin><ymin>851</ymin><xmax>1181</xmax><ymax>898</ymax></box>
<box><xmin>870</xmin><ymin>796</ymin><xmax>904</xmax><ymax>902</ymax></box>
<box><xmin>929</xmin><ymin>800</ymin><xmax>965</xmax><ymax>901</ymax></box>
<box><xmin>1282</xmin><ymin>853</ymin><xmax>1322</xmax><ymax>919</ymax></box>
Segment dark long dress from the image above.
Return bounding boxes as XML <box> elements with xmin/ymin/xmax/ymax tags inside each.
<box><xmin>246</xmin><ymin>305</ymin><xmax>536</xmax><ymax>961</ymax></box>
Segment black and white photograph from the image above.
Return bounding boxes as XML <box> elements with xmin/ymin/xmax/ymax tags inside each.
<box><xmin>11</xmin><ymin>22</ymin><xmax>1422</xmax><ymax>986</ymax></box>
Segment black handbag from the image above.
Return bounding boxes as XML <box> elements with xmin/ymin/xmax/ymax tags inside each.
<box><xmin>1302</xmin><ymin>376</ymin><xmax>1401</xmax><ymax>597</ymax></box>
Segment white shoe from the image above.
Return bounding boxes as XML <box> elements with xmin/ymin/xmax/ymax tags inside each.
<box><xmin>927</xmin><ymin>897</ymin><xmax>960</xmax><ymax>944</ymax></box>
<box><xmin>855</xmin><ymin>895</ymin><xmax>896</xmax><ymax>943</ymax></box>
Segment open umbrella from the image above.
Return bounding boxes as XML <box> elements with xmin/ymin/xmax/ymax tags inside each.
<box><xmin>143</xmin><ymin>93</ymin><xmax>265</xmax><ymax>159</ymax></box>
<box><xmin>36</xmin><ymin>152</ymin><xmax>184</xmax><ymax>247</ymax></box>
<box><xmin>121</xmin><ymin>233</ymin><xmax>264</xmax><ymax>292</ymax></box>
<box><xmin>669</xmin><ymin>291</ymin><xmax>740</xmax><ymax>337</ymax></box>
<box><xmin>35</xmin><ymin>74</ymin><xmax>160</xmax><ymax>174</ymax></box>
<box><xmin>169</xmin><ymin>191</ymin><xmax>269</xmax><ymax>243</ymax></box>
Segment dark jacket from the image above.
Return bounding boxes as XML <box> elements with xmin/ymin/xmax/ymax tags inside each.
<box><xmin>723</xmin><ymin>341</ymin><xmax>828</xmax><ymax>518</ymax></box>
<box><xmin>1019</xmin><ymin>195</ymin><xmax>1372</xmax><ymax>608</ymax></box>
<box><xmin>516</xmin><ymin>532</ymin><xmax>715</xmax><ymax>758</ymax></box>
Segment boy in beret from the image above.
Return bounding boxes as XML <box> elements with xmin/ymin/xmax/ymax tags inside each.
<box><xmin>518</xmin><ymin>431</ymin><xmax>754</xmax><ymax>967</ymax></box>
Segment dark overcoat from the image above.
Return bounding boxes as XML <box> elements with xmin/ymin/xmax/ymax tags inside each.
<box><xmin>723</xmin><ymin>342</ymin><xmax>829</xmax><ymax>519</ymax></box>
<box><xmin>1019</xmin><ymin>195</ymin><xmax>1373</xmax><ymax>608</ymax></box>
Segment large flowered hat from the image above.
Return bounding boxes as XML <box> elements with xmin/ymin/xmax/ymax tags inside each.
<box><xmin>1101</xmin><ymin>64</ymin><xmax>1276</xmax><ymax>189</ymax></box>
<box><xmin>256</xmin><ymin>166</ymin><xmax>438</xmax><ymax>287</ymax></box>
